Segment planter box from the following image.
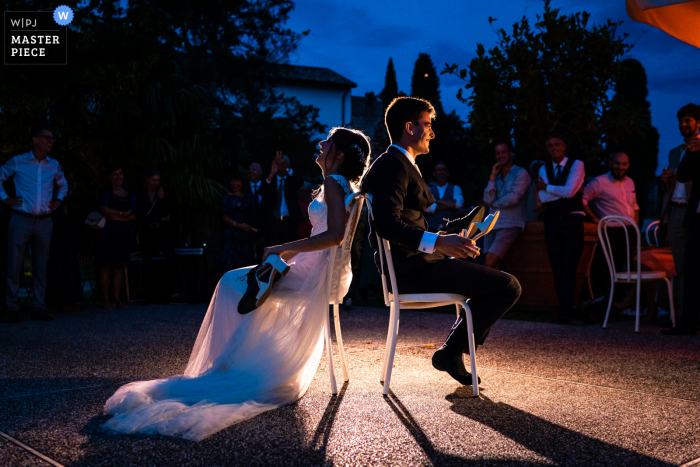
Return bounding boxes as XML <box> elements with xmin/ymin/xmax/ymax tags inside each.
<box><xmin>503</xmin><ymin>221</ymin><xmax>597</xmax><ymax>308</ymax></box>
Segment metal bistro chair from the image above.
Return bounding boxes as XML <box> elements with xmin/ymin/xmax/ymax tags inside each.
<box><xmin>599</xmin><ymin>215</ymin><xmax>676</xmax><ymax>332</ymax></box>
<box><xmin>365</xmin><ymin>196</ymin><xmax>479</xmax><ymax>397</ymax></box>
<box><xmin>323</xmin><ymin>192</ymin><xmax>367</xmax><ymax>394</ymax></box>
<box><xmin>646</xmin><ymin>220</ymin><xmax>661</xmax><ymax>248</ymax></box>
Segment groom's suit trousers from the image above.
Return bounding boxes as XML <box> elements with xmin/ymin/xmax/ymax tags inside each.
<box><xmin>395</xmin><ymin>257</ymin><xmax>521</xmax><ymax>347</ymax></box>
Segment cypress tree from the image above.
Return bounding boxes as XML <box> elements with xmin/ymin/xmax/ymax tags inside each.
<box><xmin>606</xmin><ymin>58</ymin><xmax>660</xmax><ymax>221</ymax></box>
<box><xmin>380</xmin><ymin>58</ymin><xmax>400</xmax><ymax>110</ymax></box>
<box><xmin>410</xmin><ymin>53</ymin><xmax>444</xmax><ymax>115</ymax></box>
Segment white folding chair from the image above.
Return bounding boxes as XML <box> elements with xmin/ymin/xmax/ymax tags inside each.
<box><xmin>599</xmin><ymin>216</ymin><xmax>676</xmax><ymax>332</ymax></box>
<box><xmin>365</xmin><ymin>196</ymin><xmax>479</xmax><ymax>397</ymax></box>
<box><xmin>323</xmin><ymin>192</ymin><xmax>367</xmax><ymax>394</ymax></box>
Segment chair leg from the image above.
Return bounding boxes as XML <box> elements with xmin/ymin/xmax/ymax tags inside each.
<box><xmin>635</xmin><ymin>279</ymin><xmax>641</xmax><ymax>333</ymax></box>
<box><xmin>664</xmin><ymin>277</ymin><xmax>676</xmax><ymax>327</ymax></box>
<box><xmin>333</xmin><ymin>303</ymin><xmax>349</xmax><ymax>382</ymax></box>
<box><xmin>455</xmin><ymin>304</ymin><xmax>460</xmax><ymax>317</ymax></box>
<box><xmin>603</xmin><ymin>282</ymin><xmax>616</xmax><ymax>328</ymax></box>
<box><xmin>324</xmin><ymin>306</ymin><xmax>338</xmax><ymax>395</ymax></box>
<box><xmin>462</xmin><ymin>302</ymin><xmax>479</xmax><ymax>397</ymax></box>
<box><xmin>380</xmin><ymin>302</ymin><xmax>395</xmax><ymax>382</ymax></box>
<box><xmin>383</xmin><ymin>303</ymin><xmax>401</xmax><ymax>396</ymax></box>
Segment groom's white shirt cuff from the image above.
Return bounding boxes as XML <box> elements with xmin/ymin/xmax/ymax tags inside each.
<box><xmin>391</xmin><ymin>144</ymin><xmax>438</xmax><ymax>254</ymax></box>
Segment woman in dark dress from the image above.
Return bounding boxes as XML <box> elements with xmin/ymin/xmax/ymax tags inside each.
<box><xmin>221</xmin><ymin>173</ymin><xmax>258</xmax><ymax>272</ymax></box>
<box><xmin>98</xmin><ymin>166</ymin><xmax>137</xmax><ymax>308</ymax></box>
<box><xmin>137</xmin><ymin>170</ymin><xmax>185</xmax><ymax>301</ymax></box>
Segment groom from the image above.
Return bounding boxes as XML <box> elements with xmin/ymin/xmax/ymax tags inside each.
<box><xmin>360</xmin><ymin>97</ymin><xmax>522</xmax><ymax>386</ymax></box>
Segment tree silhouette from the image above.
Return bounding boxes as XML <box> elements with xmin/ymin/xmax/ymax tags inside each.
<box><xmin>411</xmin><ymin>53</ymin><xmax>444</xmax><ymax>116</ymax></box>
<box><xmin>443</xmin><ymin>0</ymin><xmax>632</xmax><ymax>176</ymax></box>
<box><xmin>604</xmin><ymin>58</ymin><xmax>659</xmax><ymax>222</ymax></box>
<box><xmin>380</xmin><ymin>58</ymin><xmax>400</xmax><ymax>110</ymax></box>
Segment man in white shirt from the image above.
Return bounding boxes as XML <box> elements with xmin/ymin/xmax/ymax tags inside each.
<box><xmin>482</xmin><ymin>141</ymin><xmax>531</xmax><ymax>269</ymax></box>
<box><xmin>583</xmin><ymin>152</ymin><xmax>639</xmax><ymax>224</ymax></box>
<box><xmin>424</xmin><ymin>162</ymin><xmax>464</xmax><ymax>231</ymax></box>
<box><xmin>658</xmin><ymin>104</ymin><xmax>700</xmax><ymax>319</ymax></box>
<box><xmin>0</xmin><ymin>128</ymin><xmax>68</xmax><ymax>322</ymax></box>
<box><xmin>583</xmin><ymin>152</ymin><xmax>640</xmax><ymax>301</ymax></box>
<box><xmin>535</xmin><ymin>133</ymin><xmax>586</xmax><ymax>323</ymax></box>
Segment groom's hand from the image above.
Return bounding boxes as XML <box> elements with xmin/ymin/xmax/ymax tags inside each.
<box><xmin>435</xmin><ymin>234</ymin><xmax>480</xmax><ymax>259</ymax></box>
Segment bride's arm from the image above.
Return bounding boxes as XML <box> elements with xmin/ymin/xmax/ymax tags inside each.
<box><xmin>263</xmin><ymin>177</ymin><xmax>347</xmax><ymax>262</ymax></box>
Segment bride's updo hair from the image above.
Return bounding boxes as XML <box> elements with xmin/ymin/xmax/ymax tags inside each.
<box><xmin>328</xmin><ymin>127</ymin><xmax>371</xmax><ymax>184</ymax></box>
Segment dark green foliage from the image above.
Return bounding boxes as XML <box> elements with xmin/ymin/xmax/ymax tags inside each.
<box><xmin>605</xmin><ymin>59</ymin><xmax>659</xmax><ymax>182</ymax></box>
<box><xmin>411</xmin><ymin>53</ymin><xmax>444</xmax><ymax>116</ymax></box>
<box><xmin>442</xmin><ymin>0</ymin><xmax>634</xmax><ymax>177</ymax></box>
<box><xmin>0</xmin><ymin>0</ymin><xmax>321</xmax><ymax>242</ymax></box>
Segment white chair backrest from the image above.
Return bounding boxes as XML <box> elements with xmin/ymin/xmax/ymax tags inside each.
<box><xmin>646</xmin><ymin>220</ymin><xmax>660</xmax><ymax>248</ymax></box>
<box><xmin>327</xmin><ymin>192</ymin><xmax>366</xmax><ymax>305</ymax></box>
<box><xmin>597</xmin><ymin>215</ymin><xmax>641</xmax><ymax>282</ymax></box>
<box><xmin>365</xmin><ymin>195</ymin><xmax>397</xmax><ymax>306</ymax></box>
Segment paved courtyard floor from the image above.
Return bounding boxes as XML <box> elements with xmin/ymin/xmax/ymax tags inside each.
<box><xmin>1</xmin><ymin>303</ymin><xmax>698</xmax><ymax>466</ymax></box>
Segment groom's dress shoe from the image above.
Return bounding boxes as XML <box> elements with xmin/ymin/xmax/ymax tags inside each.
<box><xmin>238</xmin><ymin>255</ymin><xmax>290</xmax><ymax>315</ymax></box>
<box><xmin>444</xmin><ymin>206</ymin><xmax>485</xmax><ymax>235</ymax></box>
<box><xmin>432</xmin><ymin>347</ymin><xmax>481</xmax><ymax>386</ymax></box>
<box><xmin>432</xmin><ymin>308</ymin><xmax>480</xmax><ymax>386</ymax></box>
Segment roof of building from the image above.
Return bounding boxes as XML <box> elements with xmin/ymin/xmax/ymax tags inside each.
<box><xmin>277</xmin><ymin>64</ymin><xmax>357</xmax><ymax>88</ymax></box>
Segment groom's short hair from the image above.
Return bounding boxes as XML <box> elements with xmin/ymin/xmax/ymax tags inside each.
<box><xmin>385</xmin><ymin>97</ymin><xmax>436</xmax><ymax>143</ymax></box>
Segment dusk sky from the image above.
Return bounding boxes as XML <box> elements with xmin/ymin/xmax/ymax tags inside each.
<box><xmin>286</xmin><ymin>0</ymin><xmax>700</xmax><ymax>173</ymax></box>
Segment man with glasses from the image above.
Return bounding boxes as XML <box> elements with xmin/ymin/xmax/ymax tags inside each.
<box><xmin>0</xmin><ymin>128</ymin><xmax>67</xmax><ymax>323</ymax></box>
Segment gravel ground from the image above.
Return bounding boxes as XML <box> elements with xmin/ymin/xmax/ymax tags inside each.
<box><xmin>0</xmin><ymin>303</ymin><xmax>698</xmax><ymax>466</ymax></box>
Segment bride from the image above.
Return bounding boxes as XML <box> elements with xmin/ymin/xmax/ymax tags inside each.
<box><xmin>102</xmin><ymin>128</ymin><xmax>371</xmax><ymax>441</ymax></box>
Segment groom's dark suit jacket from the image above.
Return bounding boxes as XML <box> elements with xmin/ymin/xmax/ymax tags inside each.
<box><xmin>360</xmin><ymin>146</ymin><xmax>445</xmax><ymax>273</ymax></box>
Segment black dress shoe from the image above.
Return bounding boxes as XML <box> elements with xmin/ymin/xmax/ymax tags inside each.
<box><xmin>660</xmin><ymin>325</ymin><xmax>697</xmax><ymax>336</ymax></box>
<box><xmin>444</xmin><ymin>206</ymin><xmax>486</xmax><ymax>235</ymax></box>
<box><xmin>432</xmin><ymin>347</ymin><xmax>481</xmax><ymax>386</ymax></box>
<box><xmin>30</xmin><ymin>310</ymin><xmax>53</xmax><ymax>321</ymax></box>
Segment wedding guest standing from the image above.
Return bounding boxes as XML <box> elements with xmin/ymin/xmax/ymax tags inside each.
<box><xmin>536</xmin><ymin>133</ymin><xmax>586</xmax><ymax>324</ymax></box>
<box><xmin>482</xmin><ymin>141</ymin><xmax>530</xmax><ymax>269</ymax></box>
<box><xmin>658</xmin><ymin>104</ymin><xmax>700</xmax><ymax>319</ymax></box>
<box><xmin>260</xmin><ymin>153</ymin><xmax>303</xmax><ymax>246</ymax></box>
<box><xmin>98</xmin><ymin>166</ymin><xmax>137</xmax><ymax>309</ymax></box>
<box><xmin>0</xmin><ymin>127</ymin><xmax>67</xmax><ymax>323</ymax></box>
<box><xmin>137</xmin><ymin>170</ymin><xmax>184</xmax><ymax>302</ymax></box>
<box><xmin>424</xmin><ymin>161</ymin><xmax>464</xmax><ymax>231</ymax></box>
<box><xmin>221</xmin><ymin>173</ymin><xmax>258</xmax><ymax>272</ymax></box>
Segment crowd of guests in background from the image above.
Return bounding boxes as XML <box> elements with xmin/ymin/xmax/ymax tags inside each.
<box><xmin>3</xmin><ymin>101</ymin><xmax>699</xmax><ymax>336</ymax></box>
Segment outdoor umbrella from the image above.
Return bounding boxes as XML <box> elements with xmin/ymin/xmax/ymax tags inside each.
<box><xmin>626</xmin><ymin>0</ymin><xmax>700</xmax><ymax>48</ymax></box>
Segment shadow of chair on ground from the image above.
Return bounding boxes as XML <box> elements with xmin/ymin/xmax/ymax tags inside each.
<box><xmin>444</xmin><ymin>387</ymin><xmax>673</xmax><ymax>467</ymax></box>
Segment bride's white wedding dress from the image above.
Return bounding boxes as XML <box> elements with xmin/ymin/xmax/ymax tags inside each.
<box><xmin>103</xmin><ymin>175</ymin><xmax>354</xmax><ymax>441</ymax></box>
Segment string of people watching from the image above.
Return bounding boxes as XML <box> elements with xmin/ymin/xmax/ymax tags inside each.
<box><xmin>2</xmin><ymin>104</ymin><xmax>699</xmax><ymax>337</ymax></box>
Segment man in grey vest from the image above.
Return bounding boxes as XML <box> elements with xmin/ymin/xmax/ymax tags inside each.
<box><xmin>536</xmin><ymin>133</ymin><xmax>586</xmax><ymax>323</ymax></box>
<box><xmin>424</xmin><ymin>161</ymin><xmax>464</xmax><ymax>231</ymax></box>
<box><xmin>658</xmin><ymin>103</ymin><xmax>700</xmax><ymax>320</ymax></box>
